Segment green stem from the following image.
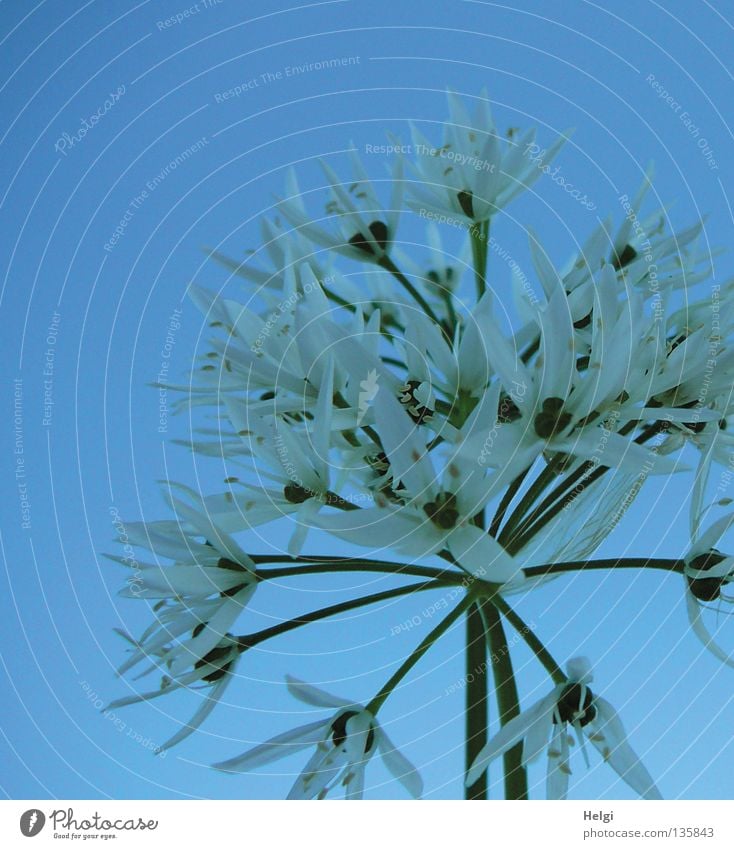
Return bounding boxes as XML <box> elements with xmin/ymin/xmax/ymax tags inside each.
<box><xmin>366</xmin><ymin>593</ymin><xmax>473</xmax><ymax>715</ymax></box>
<box><xmin>524</xmin><ymin>557</ymin><xmax>683</xmax><ymax>579</ymax></box>
<box><xmin>492</xmin><ymin>595</ymin><xmax>565</xmax><ymax>685</ymax></box>
<box><xmin>489</xmin><ymin>467</ymin><xmax>531</xmax><ymax>538</ymax></box>
<box><xmin>238</xmin><ymin>579</ymin><xmax>451</xmax><ymax>648</ymax></box>
<box><xmin>379</xmin><ymin>255</ymin><xmax>442</xmax><ymax>325</ymax></box>
<box><xmin>254</xmin><ymin>558</ymin><xmax>462</xmax><ymax>582</ymax></box>
<box><xmin>481</xmin><ymin>600</ymin><xmax>528</xmax><ymax>799</ymax></box>
<box><xmin>442</xmin><ymin>288</ymin><xmax>458</xmax><ymax>339</ymax></box>
<box><xmin>465</xmin><ymin>601</ymin><xmax>489</xmax><ymax>799</ymax></box>
<box><xmin>470</xmin><ymin>220</ymin><xmax>489</xmax><ymax>302</ymax></box>
<box><xmin>506</xmin><ymin>420</ymin><xmax>666</xmax><ymax>553</ymax></box>
<box><xmin>498</xmin><ymin>453</ymin><xmax>568</xmax><ymax>547</ymax></box>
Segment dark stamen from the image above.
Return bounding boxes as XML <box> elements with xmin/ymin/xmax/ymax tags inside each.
<box><xmin>498</xmin><ymin>393</ymin><xmax>521</xmax><ymax>424</ymax></box>
<box><xmin>457</xmin><ymin>190</ymin><xmax>474</xmax><ymax>219</ymax></box>
<box><xmin>612</xmin><ymin>244</ymin><xmax>638</xmax><ymax>270</ymax></box>
<box><xmin>284</xmin><ymin>483</ymin><xmax>312</xmax><ymax>504</ymax></box>
<box><xmin>687</xmin><ymin>550</ymin><xmax>728</xmax><ymax>602</ymax></box>
<box><xmin>534</xmin><ymin>397</ymin><xmax>572</xmax><ymax>439</ymax></box>
<box><xmin>554</xmin><ymin>683</ymin><xmax>596</xmax><ymax>726</ymax></box>
<box><xmin>423</xmin><ymin>492</ymin><xmax>459</xmax><ymax>530</ymax></box>
<box><xmin>348</xmin><ymin>220</ymin><xmax>389</xmax><ymax>255</ymax></box>
<box><xmin>331</xmin><ymin>710</ymin><xmax>375</xmax><ymax>753</ymax></box>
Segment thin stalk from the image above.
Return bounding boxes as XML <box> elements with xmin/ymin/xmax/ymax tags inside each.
<box><xmin>378</xmin><ymin>255</ymin><xmax>442</xmax><ymax>325</ymax></box>
<box><xmin>442</xmin><ymin>288</ymin><xmax>459</xmax><ymax>339</ymax></box>
<box><xmin>524</xmin><ymin>557</ymin><xmax>684</xmax><ymax>579</ymax></box>
<box><xmin>366</xmin><ymin>593</ymin><xmax>473</xmax><ymax>715</ymax></box>
<box><xmin>239</xmin><ymin>579</ymin><xmax>450</xmax><ymax>648</ymax></box>
<box><xmin>470</xmin><ymin>220</ymin><xmax>489</xmax><ymax>302</ymax></box>
<box><xmin>506</xmin><ymin>420</ymin><xmax>668</xmax><ymax>553</ymax></box>
<box><xmin>254</xmin><ymin>558</ymin><xmax>463</xmax><ymax>582</ymax></box>
<box><xmin>491</xmin><ymin>595</ymin><xmax>565</xmax><ymax>685</ymax></box>
<box><xmin>489</xmin><ymin>467</ymin><xmax>531</xmax><ymax>538</ymax></box>
<box><xmin>498</xmin><ymin>453</ymin><xmax>568</xmax><ymax>547</ymax></box>
<box><xmin>465</xmin><ymin>601</ymin><xmax>489</xmax><ymax>799</ymax></box>
<box><xmin>481</xmin><ymin>600</ymin><xmax>528</xmax><ymax>799</ymax></box>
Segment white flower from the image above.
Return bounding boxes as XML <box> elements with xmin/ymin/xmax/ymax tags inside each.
<box><xmin>111</xmin><ymin>491</ymin><xmax>256</xmax><ymax>677</ymax></box>
<box><xmin>466</xmin><ymin>658</ymin><xmax>661</xmax><ymax>799</ymax></box>
<box><xmin>206</xmin><ymin>211</ymin><xmax>332</xmax><ymax>292</ymax></box>
<box><xmin>106</xmin><ymin>634</ymin><xmax>241</xmax><ymax>752</ymax></box>
<box><xmin>684</xmin><ymin>513</ymin><xmax>734</xmax><ymax>668</ymax></box>
<box><xmin>213</xmin><ymin>676</ymin><xmax>423</xmax><ymax>800</ymax></box>
<box><xmin>279</xmin><ymin>148</ymin><xmax>403</xmax><ymax>262</ymax></box>
<box><xmin>561</xmin><ymin>166</ymin><xmax>710</xmax><ymax>300</ymax></box>
<box><xmin>407</xmin><ymin>90</ymin><xmax>570</xmax><ymax>225</ymax></box>
<box><xmin>393</xmin><ymin>221</ymin><xmax>470</xmax><ymax>297</ymax></box>
<box><xmin>459</xmin><ymin>270</ymin><xmax>692</xmax><ymax>482</ymax></box>
<box><xmin>315</xmin><ymin>383</ymin><xmax>522</xmax><ymax>583</ymax></box>
<box><xmin>189</xmin><ymin>356</ymin><xmax>347</xmax><ymax>555</ymax></box>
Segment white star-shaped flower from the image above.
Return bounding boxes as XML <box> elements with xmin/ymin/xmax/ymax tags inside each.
<box><xmin>213</xmin><ymin>676</ymin><xmax>422</xmax><ymax>800</ymax></box>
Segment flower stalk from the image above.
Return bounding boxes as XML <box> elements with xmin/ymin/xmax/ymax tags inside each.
<box><xmin>481</xmin><ymin>599</ymin><xmax>528</xmax><ymax>799</ymax></box>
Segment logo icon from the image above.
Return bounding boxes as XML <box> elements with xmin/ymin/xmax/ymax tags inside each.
<box><xmin>20</xmin><ymin>809</ymin><xmax>45</xmax><ymax>837</ymax></box>
<box><xmin>357</xmin><ymin>369</ymin><xmax>379</xmax><ymax>425</ymax></box>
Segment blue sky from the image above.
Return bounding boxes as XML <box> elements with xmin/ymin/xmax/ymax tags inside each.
<box><xmin>2</xmin><ymin>0</ymin><xmax>734</xmax><ymax>800</ymax></box>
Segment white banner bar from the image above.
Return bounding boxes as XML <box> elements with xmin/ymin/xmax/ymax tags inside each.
<box><xmin>3</xmin><ymin>800</ymin><xmax>734</xmax><ymax>847</ymax></box>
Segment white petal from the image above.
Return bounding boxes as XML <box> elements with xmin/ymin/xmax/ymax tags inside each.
<box><xmin>466</xmin><ymin>695</ymin><xmax>554</xmax><ymax>786</ymax></box>
<box><xmin>314</xmin><ymin>505</ymin><xmax>443</xmax><ymax>558</ymax></box>
<box><xmin>521</xmin><ymin>693</ymin><xmax>559</xmax><ymax>764</ymax></box>
<box><xmin>343</xmin><ymin>764</ymin><xmax>366</xmax><ymax>800</ymax></box>
<box><xmin>287</xmin><ymin>746</ymin><xmax>347</xmax><ymax>800</ymax></box>
<box><xmin>212</xmin><ymin>720</ymin><xmax>329</xmax><ymax>772</ymax></box>
<box><xmin>119</xmin><ymin>565</ymin><xmax>247</xmax><ymax>599</ymax></box>
<box><xmin>159</xmin><ymin>674</ymin><xmax>232</xmax><ymax>752</ymax></box>
<box><xmin>104</xmin><ymin>669</ymin><xmax>205</xmax><ymax>710</ymax></box>
<box><xmin>169</xmin><ymin>586</ymin><xmax>254</xmax><ymax>675</ymax></box>
<box><xmin>558</xmin><ymin>429</ymin><xmax>686</xmax><ymax>476</ymax></box>
<box><xmin>566</xmin><ymin>657</ymin><xmax>594</xmax><ymax>684</ymax></box>
<box><xmin>693</xmin><ymin>512</ymin><xmax>734</xmax><ymax>557</ymax></box>
<box><xmin>166</xmin><ymin>490</ymin><xmax>255</xmax><ymax>568</ymax></box>
<box><xmin>685</xmin><ymin>587</ymin><xmax>734</xmax><ymax>669</ymax></box>
<box><xmin>447</xmin><ymin>524</ymin><xmax>522</xmax><ymax>584</ymax></box>
<box><xmin>376</xmin><ymin>727</ymin><xmax>424</xmax><ymax>798</ymax></box>
<box><xmin>546</xmin><ymin>724</ymin><xmax>570</xmax><ymax>799</ymax></box>
<box><xmin>589</xmin><ymin>698</ymin><xmax>662</xmax><ymax>799</ymax></box>
<box><xmin>373</xmin><ymin>387</ymin><xmax>436</xmax><ymax>497</ymax></box>
<box><xmin>286</xmin><ymin>675</ymin><xmax>352</xmax><ymax>708</ymax></box>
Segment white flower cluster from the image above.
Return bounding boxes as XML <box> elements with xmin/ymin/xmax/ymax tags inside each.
<box><xmin>109</xmin><ymin>90</ymin><xmax>734</xmax><ymax>799</ymax></box>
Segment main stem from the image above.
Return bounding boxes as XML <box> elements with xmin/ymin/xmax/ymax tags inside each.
<box><xmin>482</xmin><ymin>600</ymin><xmax>528</xmax><ymax>799</ymax></box>
<box><xmin>465</xmin><ymin>602</ymin><xmax>489</xmax><ymax>799</ymax></box>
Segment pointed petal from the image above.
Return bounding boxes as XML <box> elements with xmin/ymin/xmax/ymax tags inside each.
<box><xmin>376</xmin><ymin>727</ymin><xmax>424</xmax><ymax>798</ymax></box>
<box><xmin>546</xmin><ymin>724</ymin><xmax>570</xmax><ymax>799</ymax></box>
<box><xmin>344</xmin><ymin>763</ymin><xmax>366</xmax><ymax>800</ymax></box>
<box><xmin>466</xmin><ymin>695</ymin><xmax>554</xmax><ymax>785</ymax></box>
<box><xmin>447</xmin><ymin>524</ymin><xmax>522</xmax><ymax>584</ymax></box>
<box><xmin>685</xmin><ymin>588</ymin><xmax>734</xmax><ymax>669</ymax></box>
<box><xmin>286</xmin><ymin>675</ymin><xmax>352</xmax><ymax>708</ymax></box>
<box><xmin>589</xmin><ymin>698</ymin><xmax>662</xmax><ymax>799</ymax></box>
<box><xmin>159</xmin><ymin>674</ymin><xmax>232</xmax><ymax>752</ymax></box>
<box><xmin>213</xmin><ymin>720</ymin><xmax>329</xmax><ymax>772</ymax></box>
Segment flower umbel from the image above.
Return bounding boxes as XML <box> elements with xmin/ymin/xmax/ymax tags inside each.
<box><xmin>107</xmin><ymin>87</ymin><xmax>734</xmax><ymax>800</ymax></box>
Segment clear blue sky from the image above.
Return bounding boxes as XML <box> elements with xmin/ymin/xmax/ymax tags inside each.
<box><xmin>2</xmin><ymin>0</ymin><xmax>734</xmax><ymax>800</ymax></box>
